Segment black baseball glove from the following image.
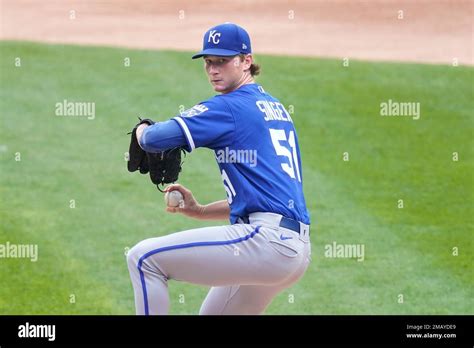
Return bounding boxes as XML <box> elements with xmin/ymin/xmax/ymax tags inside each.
<box><xmin>127</xmin><ymin>117</ymin><xmax>185</xmax><ymax>190</ymax></box>
<box><xmin>146</xmin><ymin>147</ymin><xmax>184</xmax><ymax>188</ymax></box>
<box><xmin>127</xmin><ymin>117</ymin><xmax>154</xmax><ymax>174</ymax></box>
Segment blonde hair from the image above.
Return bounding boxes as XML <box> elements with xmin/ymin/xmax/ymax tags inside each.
<box><xmin>238</xmin><ymin>54</ymin><xmax>260</xmax><ymax>76</ymax></box>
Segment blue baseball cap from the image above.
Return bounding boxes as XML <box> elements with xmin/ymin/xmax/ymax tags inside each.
<box><xmin>192</xmin><ymin>23</ymin><xmax>252</xmax><ymax>59</ymax></box>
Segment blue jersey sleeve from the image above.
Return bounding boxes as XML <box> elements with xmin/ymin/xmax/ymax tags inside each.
<box><xmin>139</xmin><ymin>119</ymin><xmax>187</xmax><ymax>153</ymax></box>
<box><xmin>172</xmin><ymin>97</ymin><xmax>235</xmax><ymax>152</ymax></box>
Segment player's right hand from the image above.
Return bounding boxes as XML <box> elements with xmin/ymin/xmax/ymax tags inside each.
<box><xmin>164</xmin><ymin>184</ymin><xmax>204</xmax><ymax>219</ymax></box>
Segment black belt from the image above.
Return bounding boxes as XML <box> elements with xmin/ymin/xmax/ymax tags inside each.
<box><xmin>238</xmin><ymin>215</ymin><xmax>303</xmax><ymax>234</ymax></box>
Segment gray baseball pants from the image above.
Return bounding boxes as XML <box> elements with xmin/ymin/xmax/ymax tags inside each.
<box><xmin>126</xmin><ymin>212</ymin><xmax>311</xmax><ymax>315</ymax></box>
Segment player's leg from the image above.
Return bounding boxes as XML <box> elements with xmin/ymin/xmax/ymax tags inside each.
<box><xmin>198</xmin><ymin>284</ymin><xmax>281</xmax><ymax>315</ymax></box>
<box><xmin>199</xmin><ymin>251</ymin><xmax>310</xmax><ymax>315</ymax></box>
<box><xmin>126</xmin><ymin>223</ymin><xmax>305</xmax><ymax>315</ymax></box>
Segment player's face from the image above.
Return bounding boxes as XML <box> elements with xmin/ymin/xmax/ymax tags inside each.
<box><xmin>203</xmin><ymin>55</ymin><xmax>250</xmax><ymax>94</ymax></box>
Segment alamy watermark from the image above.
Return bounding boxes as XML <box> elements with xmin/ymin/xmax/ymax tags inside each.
<box><xmin>380</xmin><ymin>99</ymin><xmax>420</xmax><ymax>120</ymax></box>
<box><xmin>55</xmin><ymin>99</ymin><xmax>95</xmax><ymax>120</ymax></box>
<box><xmin>324</xmin><ymin>241</ymin><xmax>365</xmax><ymax>262</ymax></box>
<box><xmin>0</xmin><ymin>241</ymin><xmax>38</xmax><ymax>262</ymax></box>
<box><xmin>18</xmin><ymin>322</ymin><xmax>55</xmax><ymax>341</ymax></box>
<box><xmin>215</xmin><ymin>147</ymin><xmax>258</xmax><ymax>167</ymax></box>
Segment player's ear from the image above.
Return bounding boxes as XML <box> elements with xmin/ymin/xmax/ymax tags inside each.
<box><xmin>243</xmin><ymin>54</ymin><xmax>253</xmax><ymax>70</ymax></box>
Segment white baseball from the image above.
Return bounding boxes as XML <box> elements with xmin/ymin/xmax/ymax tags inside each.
<box><xmin>165</xmin><ymin>190</ymin><xmax>184</xmax><ymax>208</ymax></box>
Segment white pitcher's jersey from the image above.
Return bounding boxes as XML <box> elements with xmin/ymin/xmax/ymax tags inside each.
<box><xmin>173</xmin><ymin>83</ymin><xmax>310</xmax><ymax>225</ymax></box>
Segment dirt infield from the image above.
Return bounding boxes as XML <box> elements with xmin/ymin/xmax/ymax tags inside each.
<box><xmin>1</xmin><ymin>0</ymin><xmax>472</xmax><ymax>65</ymax></box>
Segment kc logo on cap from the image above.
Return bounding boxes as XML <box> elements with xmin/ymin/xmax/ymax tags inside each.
<box><xmin>208</xmin><ymin>30</ymin><xmax>221</xmax><ymax>44</ymax></box>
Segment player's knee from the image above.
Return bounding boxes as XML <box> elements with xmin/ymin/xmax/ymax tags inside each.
<box><xmin>126</xmin><ymin>240</ymin><xmax>148</xmax><ymax>268</ymax></box>
<box><xmin>126</xmin><ymin>238</ymin><xmax>167</xmax><ymax>275</ymax></box>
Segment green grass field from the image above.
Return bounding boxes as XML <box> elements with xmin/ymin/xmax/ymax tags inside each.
<box><xmin>0</xmin><ymin>41</ymin><xmax>472</xmax><ymax>314</ymax></box>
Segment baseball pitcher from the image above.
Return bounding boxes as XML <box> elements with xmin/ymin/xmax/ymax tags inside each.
<box><xmin>126</xmin><ymin>23</ymin><xmax>311</xmax><ymax>315</ymax></box>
